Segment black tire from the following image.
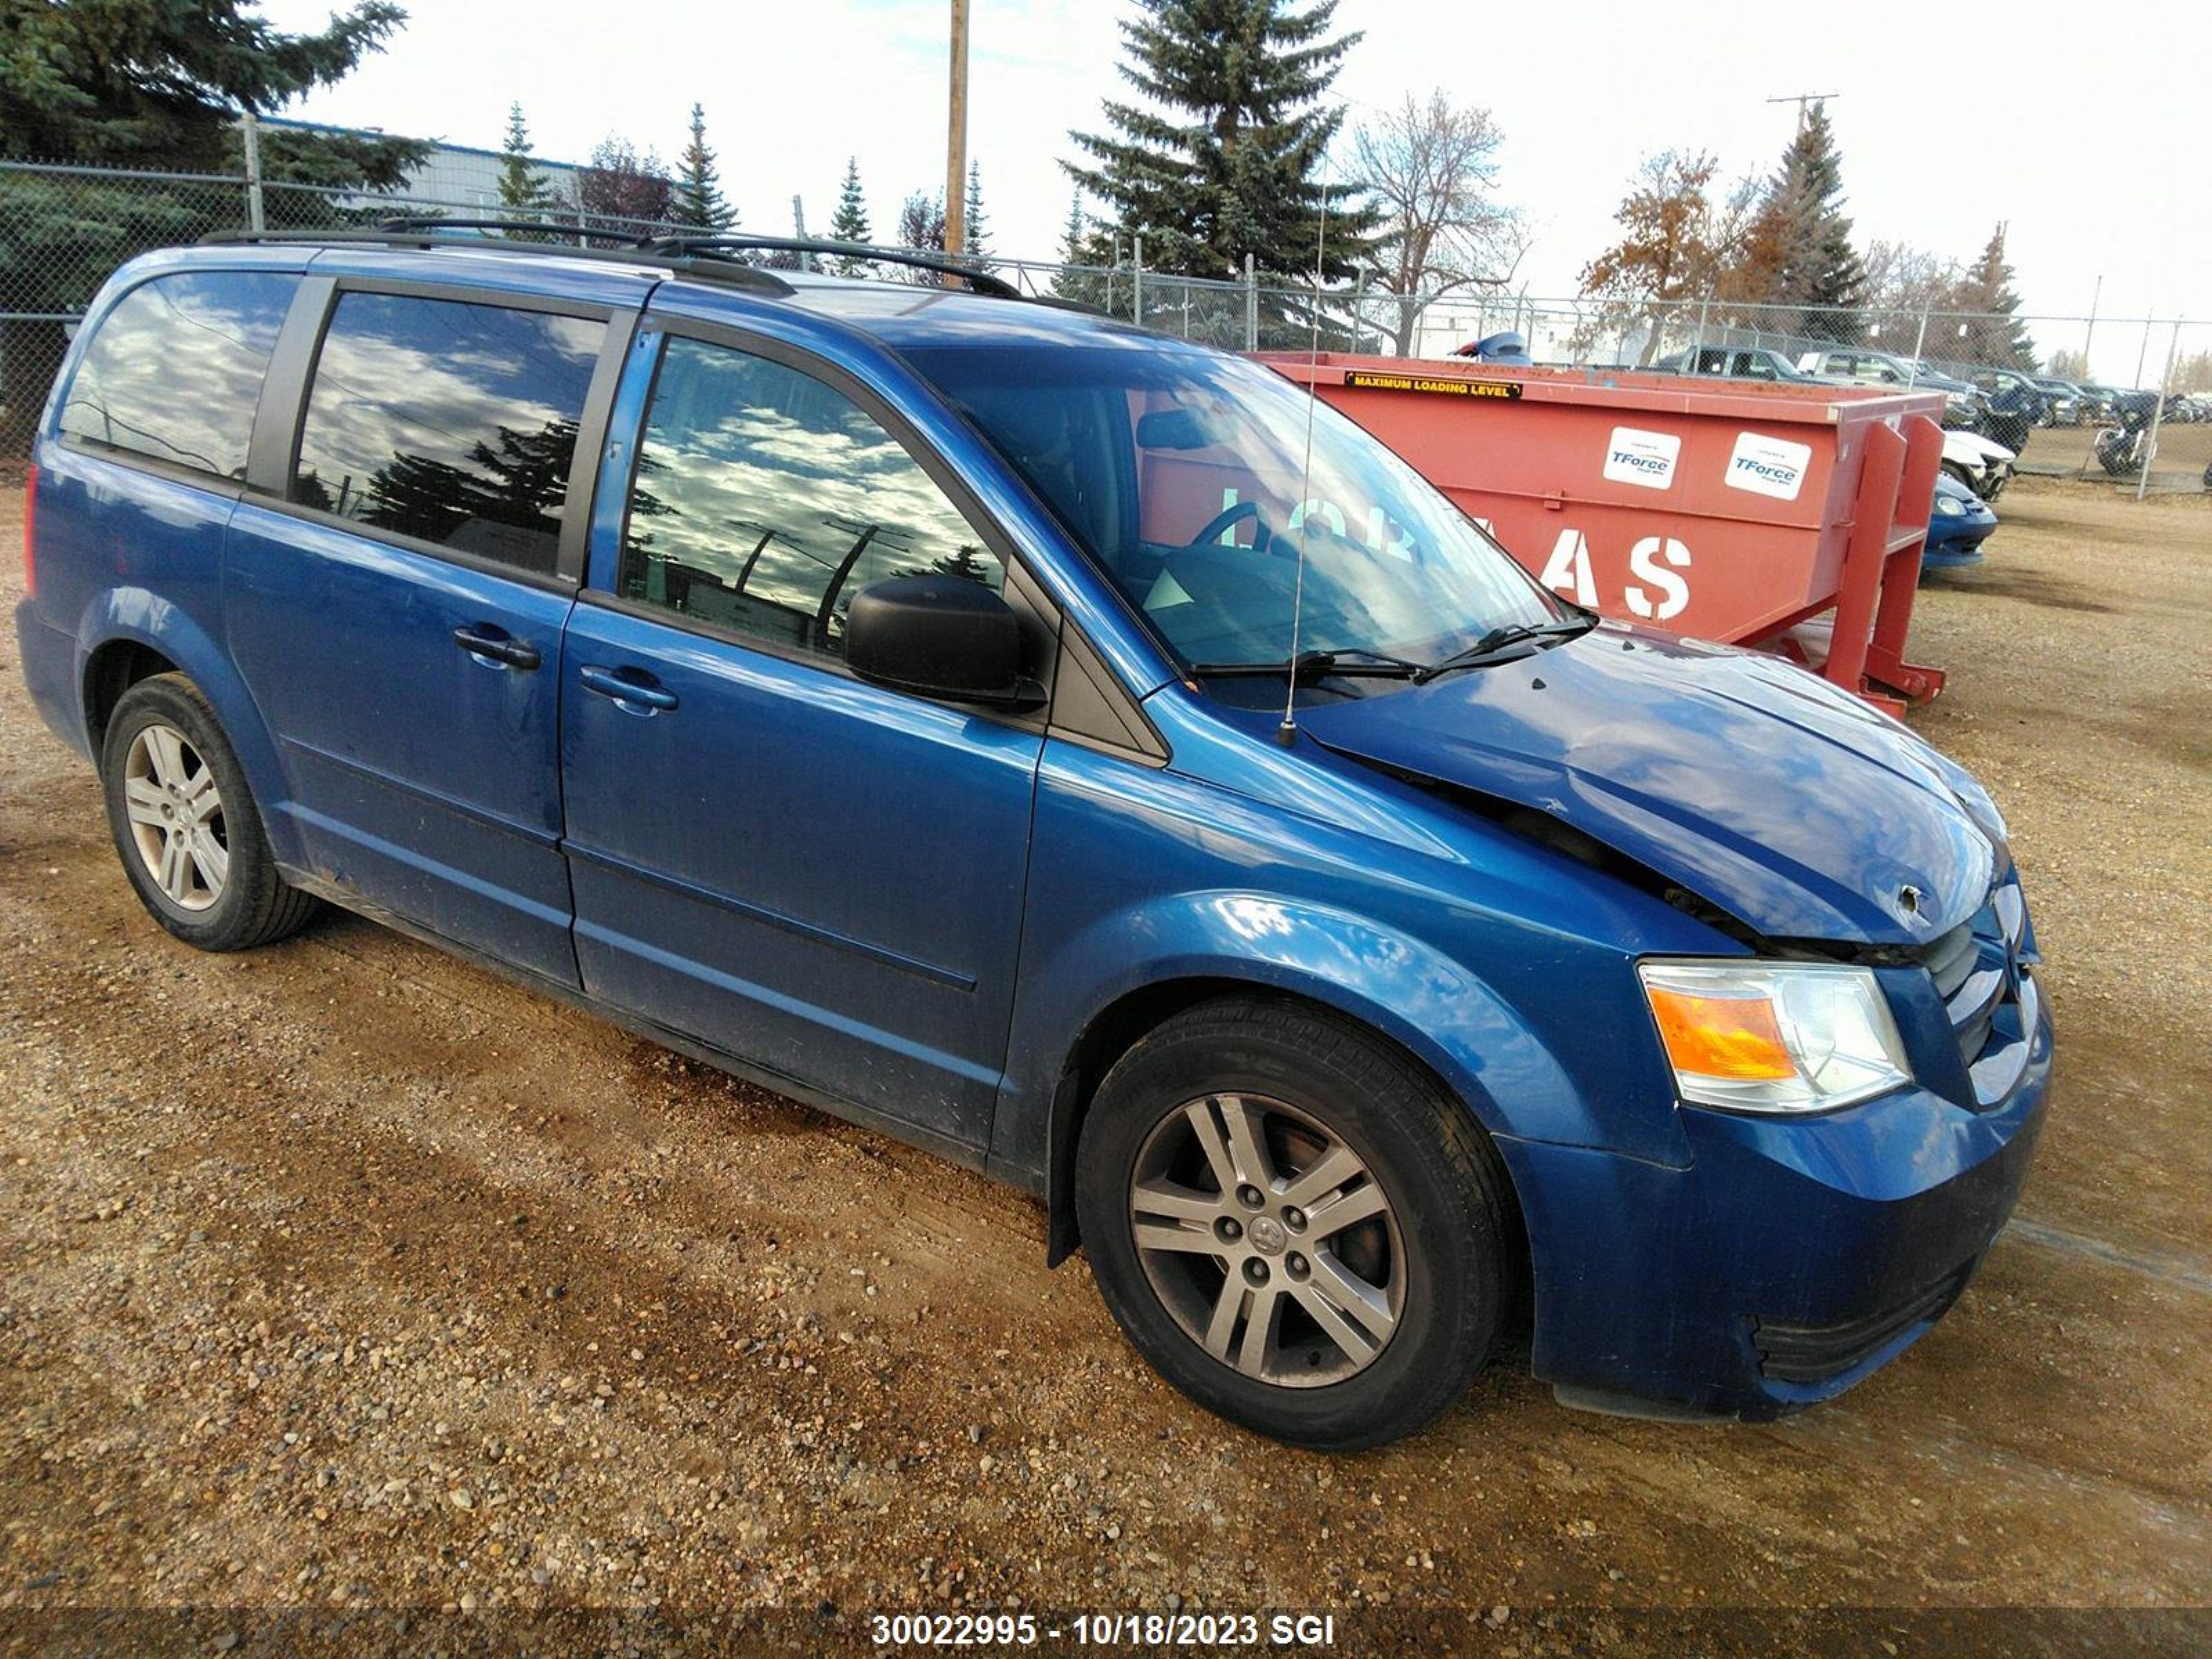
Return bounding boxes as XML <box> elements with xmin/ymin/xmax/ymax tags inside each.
<box><xmin>1075</xmin><ymin>996</ymin><xmax>1515</xmax><ymax>1451</ymax></box>
<box><xmin>100</xmin><ymin>673</ymin><xmax>319</xmax><ymax>952</ymax></box>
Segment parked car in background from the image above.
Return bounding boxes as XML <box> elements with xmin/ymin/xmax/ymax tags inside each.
<box><xmin>17</xmin><ymin>231</ymin><xmax>2052</xmax><ymax>1449</ymax></box>
<box><xmin>1950</xmin><ymin>365</ymin><xmax>2047</xmax><ymax>456</ymax></box>
<box><xmin>1922</xmin><ymin>473</ymin><xmax>1998</xmax><ymax>572</ymax></box>
<box><xmin>2076</xmin><ymin>384</ymin><xmax>2121</xmax><ymax>423</ymax></box>
<box><xmin>1942</xmin><ymin>428</ymin><xmax>2018</xmax><ymax>500</ymax></box>
<box><xmin>2030</xmin><ymin>377</ymin><xmax>2085</xmax><ymax>426</ymax></box>
<box><xmin>1796</xmin><ymin>347</ymin><xmax>1988</xmax><ymax>431</ymax></box>
<box><xmin>1651</xmin><ymin>346</ymin><xmax>1837</xmax><ymax>383</ymax></box>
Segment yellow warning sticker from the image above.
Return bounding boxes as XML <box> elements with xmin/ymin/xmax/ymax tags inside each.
<box><xmin>1342</xmin><ymin>371</ymin><xmax>1523</xmax><ymax>400</ymax></box>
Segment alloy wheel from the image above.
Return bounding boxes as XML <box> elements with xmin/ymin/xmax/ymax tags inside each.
<box><xmin>122</xmin><ymin>722</ymin><xmax>228</xmax><ymax>912</ymax></box>
<box><xmin>1128</xmin><ymin>1092</ymin><xmax>1405</xmax><ymax>1387</ymax></box>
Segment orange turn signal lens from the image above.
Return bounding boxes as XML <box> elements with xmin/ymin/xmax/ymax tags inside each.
<box><xmin>1646</xmin><ymin>987</ymin><xmax>1797</xmax><ymax>1082</ymax></box>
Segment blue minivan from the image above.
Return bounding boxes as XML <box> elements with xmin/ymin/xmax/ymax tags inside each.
<box><xmin>15</xmin><ymin>229</ymin><xmax>2052</xmax><ymax>1449</ymax></box>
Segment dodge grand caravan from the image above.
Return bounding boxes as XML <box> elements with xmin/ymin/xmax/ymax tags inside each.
<box><xmin>15</xmin><ymin>229</ymin><xmax>2052</xmax><ymax>1450</ymax></box>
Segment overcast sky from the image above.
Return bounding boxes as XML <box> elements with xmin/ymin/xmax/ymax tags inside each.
<box><xmin>260</xmin><ymin>0</ymin><xmax>2206</xmax><ymax>358</ymax></box>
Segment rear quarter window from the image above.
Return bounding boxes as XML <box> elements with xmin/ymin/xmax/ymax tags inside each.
<box><xmin>58</xmin><ymin>270</ymin><xmax>299</xmax><ymax>481</ymax></box>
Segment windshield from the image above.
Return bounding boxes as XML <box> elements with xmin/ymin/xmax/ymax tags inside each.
<box><xmin>902</xmin><ymin>340</ymin><xmax>1563</xmax><ymax>672</ymax></box>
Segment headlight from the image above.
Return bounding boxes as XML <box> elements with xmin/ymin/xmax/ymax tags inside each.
<box><xmin>1637</xmin><ymin>960</ymin><xmax>1912</xmax><ymax>1114</ymax></box>
<box><xmin>1933</xmin><ymin>494</ymin><xmax>1967</xmax><ymax>516</ymax></box>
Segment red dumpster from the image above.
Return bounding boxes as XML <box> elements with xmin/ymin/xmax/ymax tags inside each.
<box><xmin>1257</xmin><ymin>353</ymin><xmax>1949</xmax><ymax>716</ymax></box>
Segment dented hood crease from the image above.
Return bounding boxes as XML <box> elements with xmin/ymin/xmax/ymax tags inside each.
<box><xmin>1300</xmin><ymin>626</ymin><xmax>2000</xmax><ymax>944</ymax></box>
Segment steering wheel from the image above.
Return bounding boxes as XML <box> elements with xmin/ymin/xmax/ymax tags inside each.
<box><xmin>1184</xmin><ymin>499</ymin><xmax>1271</xmax><ymax>554</ymax></box>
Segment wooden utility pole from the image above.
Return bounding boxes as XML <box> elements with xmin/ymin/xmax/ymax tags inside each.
<box><xmin>1765</xmin><ymin>91</ymin><xmax>1839</xmax><ymax>132</ymax></box>
<box><xmin>945</xmin><ymin>0</ymin><xmax>971</xmax><ymax>256</ymax></box>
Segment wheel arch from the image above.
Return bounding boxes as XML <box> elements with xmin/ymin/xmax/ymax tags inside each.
<box><xmin>82</xmin><ymin>637</ymin><xmax>179</xmax><ymax>757</ymax></box>
<box><xmin>1035</xmin><ymin>962</ymin><xmax>1546</xmax><ymax>1286</ymax></box>
<box><xmin>72</xmin><ymin>594</ymin><xmax>296</xmax><ymax>863</ymax></box>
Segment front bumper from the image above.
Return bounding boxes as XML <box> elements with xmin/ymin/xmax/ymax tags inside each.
<box><xmin>1923</xmin><ymin>512</ymin><xmax>1998</xmax><ymax>570</ymax></box>
<box><xmin>1499</xmin><ymin>966</ymin><xmax>2053</xmax><ymax>1423</ymax></box>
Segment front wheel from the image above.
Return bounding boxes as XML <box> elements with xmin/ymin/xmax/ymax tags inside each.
<box><xmin>1076</xmin><ymin>997</ymin><xmax>1516</xmax><ymax>1450</ymax></box>
<box><xmin>100</xmin><ymin>674</ymin><xmax>320</xmax><ymax>951</ymax></box>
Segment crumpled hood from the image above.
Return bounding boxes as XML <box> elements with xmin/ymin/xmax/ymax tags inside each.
<box><xmin>1300</xmin><ymin>625</ymin><xmax>2004</xmax><ymax>944</ymax></box>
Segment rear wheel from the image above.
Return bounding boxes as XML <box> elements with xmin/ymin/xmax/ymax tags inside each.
<box><xmin>1076</xmin><ymin>997</ymin><xmax>1515</xmax><ymax>1450</ymax></box>
<box><xmin>100</xmin><ymin>675</ymin><xmax>319</xmax><ymax>951</ymax></box>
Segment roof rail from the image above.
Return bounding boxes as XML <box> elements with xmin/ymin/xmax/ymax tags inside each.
<box><xmin>368</xmin><ymin>215</ymin><xmax>653</xmax><ymax>244</ymax></box>
<box><xmin>199</xmin><ymin>222</ymin><xmax>795</xmax><ymax>297</ymax></box>
<box><xmin>638</xmin><ymin>234</ymin><xmax>1025</xmax><ymax>300</ymax></box>
<box><xmin>197</xmin><ymin>221</ymin><xmax>1105</xmax><ymax>314</ymax></box>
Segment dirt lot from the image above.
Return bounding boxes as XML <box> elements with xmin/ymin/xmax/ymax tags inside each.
<box><xmin>1</xmin><ymin>477</ymin><xmax>2208</xmax><ymax>1656</ymax></box>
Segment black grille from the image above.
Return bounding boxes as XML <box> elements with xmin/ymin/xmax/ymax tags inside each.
<box><xmin>1921</xmin><ymin>870</ymin><xmax>2037</xmax><ymax>1107</ymax></box>
<box><xmin>1753</xmin><ymin>1262</ymin><xmax>1978</xmax><ymax>1383</ymax></box>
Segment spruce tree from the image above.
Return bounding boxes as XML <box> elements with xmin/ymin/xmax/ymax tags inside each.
<box><xmin>671</xmin><ymin>103</ymin><xmax>736</xmax><ymax>233</ymax></box>
<box><xmin>1743</xmin><ymin>102</ymin><xmax>1865</xmax><ymax>342</ymax></box>
<box><xmin>962</xmin><ymin>161</ymin><xmax>991</xmax><ymax>262</ymax></box>
<box><xmin>1950</xmin><ymin>223</ymin><xmax>2037</xmax><ymax>370</ymax></box>
<box><xmin>0</xmin><ymin>0</ymin><xmax>422</xmax><ymax>451</ymax></box>
<box><xmin>827</xmin><ymin>158</ymin><xmax>872</xmax><ymax>274</ymax></box>
<box><xmin>1063</xmin><ymin>0</ymin><xmax>1378</xmax><ymax>283</ymax></box>
<box><xmin>1051</xmin><ymin>194</ymin><xmax>1100</xmax><ymax>302</ymax></box>
<box><xmin>498</xmin><ymin>103</ymin><xmax>556</xmax><ymax>215</ymax></box>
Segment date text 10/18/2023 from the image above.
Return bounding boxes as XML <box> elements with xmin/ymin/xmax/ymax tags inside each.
<box><xmin>871</xmin><ymin>1612</ymin><xmax>1340</xmax><ymax>1648</ymax></box>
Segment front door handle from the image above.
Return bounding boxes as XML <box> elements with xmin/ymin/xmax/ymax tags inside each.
<box><xmin>452</xmin><ymin>624</ymin><xmax>541</xmax><ymax>671</ymax></box>
<box><xmin>578</xmin><ymin>664</ymin><xmax>679</xmax><ymax>713</ymax></box>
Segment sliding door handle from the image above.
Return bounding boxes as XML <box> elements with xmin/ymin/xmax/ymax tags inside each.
<box><xmin>452</xmin><ymin>625</ymin><xmax>541</xmax><ymax>671</ymax></box>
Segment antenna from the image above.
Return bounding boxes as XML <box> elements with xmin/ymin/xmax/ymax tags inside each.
<box><xmin>1277</xmin><ymin>165</ymin><xmax>1330</xmax><ymax>747</ymax></box>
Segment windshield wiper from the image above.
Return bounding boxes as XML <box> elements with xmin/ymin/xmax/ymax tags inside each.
<box><xmin>1188</xmin><ymin>648</ymin><xmax>1426</xmax><ymax>684</ymax></box>
<box><xmin>1412</xmin><ymin>615</ymin><xmax>1597</xmax><ymax>684</ymax></box>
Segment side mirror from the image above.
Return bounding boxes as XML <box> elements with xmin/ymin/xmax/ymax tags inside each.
<box><xmin>846</xmin><ymin>574</ymin><xmax>1044</xmax><ymax>711</ymax></box>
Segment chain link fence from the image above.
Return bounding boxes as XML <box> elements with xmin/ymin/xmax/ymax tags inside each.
<box><xmin>1398</xmin><ymin>293</ymin><xmax>2212</xmax><ymax>496</ymax></box>
<box><xmin>6</xmin><ymin>152</ymin><xmax>2205</xmax><ymax>493</ymax></box>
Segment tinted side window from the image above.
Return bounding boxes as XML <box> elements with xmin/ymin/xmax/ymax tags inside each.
<box><xmin>59</xmin><ymin>270</ymin><xmax>299</xmax><ymax>481</ymax></box>
<box><xmin>618</xmin><ymin>337</ymin><xmax>1000</xmax><ymax>659</ymax></box>
<box><xmin>292</xmin><ymin>292</ymin><xmax>605</xmax><ymax>576</ymax></box>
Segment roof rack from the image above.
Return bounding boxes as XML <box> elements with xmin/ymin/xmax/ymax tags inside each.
<box><xmin>368</xmin><ymin>216</ymin><xmax>653</xmax><ymax>244</ymax></box>
<box><xmin>635</xmin><ymin>233</ymin><xmax>1024</xmax><ymax>299</ymax></box>
<box><xmin>200</xmin><ymin>221</ymin><xmax>796</xmax><ymax>297</ymax></box>
<box><xmin>200</xmin><ymin>219</ymin><xmax>1098</xmax><ymax>314</ymax></box>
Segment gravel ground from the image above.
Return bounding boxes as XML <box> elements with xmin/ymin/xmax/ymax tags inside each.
<box><xmin>1</xmin><ymin>476</ymin><xmax>2208</xmax><ymax>1657</ymax></box>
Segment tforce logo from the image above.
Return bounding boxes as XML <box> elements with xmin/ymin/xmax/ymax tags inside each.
<box><xmin>1602</xmin><ymin>427</ymin><xmax>1680</xmax><ymax>490</ymax></box>
<box><xmin>1725</xmin><ymin>432</ymin><xmax>1813</xmax><ymax>501</ymax></box>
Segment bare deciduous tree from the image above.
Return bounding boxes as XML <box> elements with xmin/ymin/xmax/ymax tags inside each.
<box><xmin>1352</xmin><ymin>90</ymin><xmax>1524</xmax><ymax>355</ymax></box>
<box><xmin>2043</xmin><ymin>346</ymin><xmax>2091</xmax><ymax>382</ymax></box>
<box><xmin>1859</xmin><ymin>240</ymin><xmax>1962</xmax><ymax>321</ymax></box>
<box><xmin>579</xmin><ymin>137</ymin><xmax>673</xmax><ymax>229</ymax></box>
<box><xmin>1578</xmin><ymin>149</ymin><xmax>1738</xmax><ymax>364</ymax></box>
